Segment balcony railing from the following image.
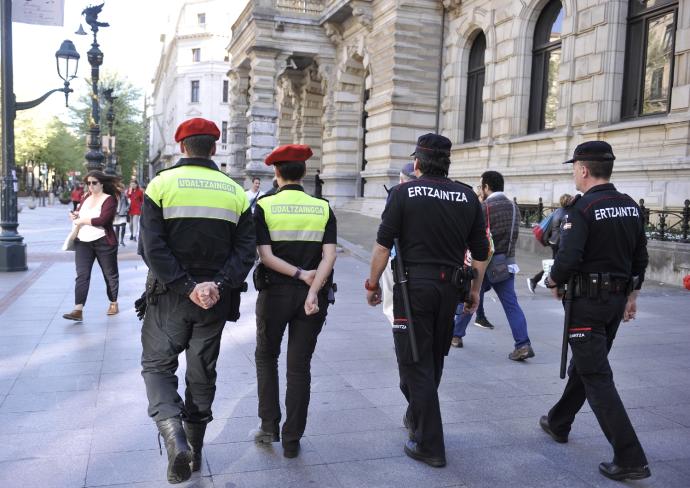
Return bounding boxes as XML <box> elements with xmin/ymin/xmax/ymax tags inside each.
<box><xmin>275</xmin><ymin>0</ymin><xmax>323</xmax><ymax>14</ymax></box>
<box><xmin>514</xmin><ymin>197</ymin><xmax>690</xmax><ymax>243</ymax></box>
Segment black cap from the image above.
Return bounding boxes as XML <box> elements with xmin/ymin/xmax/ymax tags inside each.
<box><xmin>400</xmin><ymin>162</ymin><xmax>417</xmax><ymax>179</ymax></box>
<box><xmin>411</xmin><ymin>133</ymin><xmax>452</xmax><ymax>157</ymax></box>
<box><xmin>563</xmin><ymin>141</ymin><xmax>616</xmax><ymax>164</ymax></box>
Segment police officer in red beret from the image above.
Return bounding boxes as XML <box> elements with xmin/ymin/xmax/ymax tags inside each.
<box><xmin>139</xmin><ymin>118</ymin><xmax>255</xmax><ymax>483</ymax></box>
<box><xmin>252</xmin><ymin>144</ymin><xmax>337</xmax><ymax>459</ymax></box>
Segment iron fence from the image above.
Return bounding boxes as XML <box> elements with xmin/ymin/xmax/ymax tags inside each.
<box><xmin>513</xmin><ymin>197</ymin><xmax>690</xmax><ymax>243</ymax></box>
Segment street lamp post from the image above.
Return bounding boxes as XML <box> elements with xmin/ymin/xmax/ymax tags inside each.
<box><xmin>0</xmin><ymin>0</ymin><xmax>80</xmax><ymax>272</ymax></box>
<box><xmin>103</xmin><ymin>88</ymin><xmax>117</xmax><ymax>175</ymax></box>
<box><xmin>77</xmin><ymin>3</ymin><xmax>109</xmax><ymax>172</ymax></box>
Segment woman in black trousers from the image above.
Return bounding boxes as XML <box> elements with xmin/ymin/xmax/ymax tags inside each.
<box><xmin>63</xmin><ymin>171</ymin><xmax>123</xmax><ymax>321</ymax></box>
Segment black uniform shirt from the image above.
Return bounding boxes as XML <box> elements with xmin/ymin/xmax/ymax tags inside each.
<box><xmin>550</xmin><ymin>183</ymin><xmax>648</xmax><ymax>288</ymax></box>
<box><xmin>140</xmin><ymin>158</ymin><xmax>256</xmax><ymax>295</ymax></box>
<box><xmin>376</xmin><ymin>175</ymin><xmax>489</xmax><ymax>267</ymax></box>
<box><xmin>254</xmin><ymin>184</ymin><xmax>337</xmax><ymax>270</ymax></box>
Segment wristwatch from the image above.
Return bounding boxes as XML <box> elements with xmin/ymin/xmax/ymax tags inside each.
<box><xmin>364</xmin><ymin>278</ymin><xmax>380</xmax><ymax>291</ymax></box>
<box><xmin>293</xmin><ymin>267</ymin><xmax>303</xmax><ymax>279</ymax></box>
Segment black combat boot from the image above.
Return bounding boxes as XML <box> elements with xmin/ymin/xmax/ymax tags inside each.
<box><xmin>183</xmin><ymin>421</ymin><xmax>206</xmax><ymax>472</ymax></box>
<box><xmin>156</xmin><ymin>417</ymin><xmax>192</xmax><ymax>484</ymax></box>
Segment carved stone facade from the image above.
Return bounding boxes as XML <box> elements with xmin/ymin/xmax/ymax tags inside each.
<box><xmin>226</xmin><ymin>0</ymin><xmax>690</xmax><ymax>207</ymax></box>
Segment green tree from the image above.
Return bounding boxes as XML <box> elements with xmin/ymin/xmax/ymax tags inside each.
<box><xmin>39</xmin><ymin>118</ymin><xmax>83</xmax><ymax>177</ymax></box>
<box><xmin>14</xmin><ymin>113</ymin><xmax>48</xmax><ymax>165</ymax></box>
<box><xmin>69</xmin><ymin>72</ymin><xmax>145</xmax><ymax>182</ymax></box>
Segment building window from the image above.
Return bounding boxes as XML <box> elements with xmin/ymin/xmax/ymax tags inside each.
<box><xmin>191</xmin><ymin>80</ymin><xmax>200</xmax><ymax>103</ymax></box>
<box><xmin>192</xmin><ymin>48</ymin><xmax>201</xmax><ymax>63</ymax></box>
<box><xmin>465</xmin><ymin>31</ymin><xmax>486</xmax><ymax>143</ymax></box>
<box><xmin>528</xmin><ymin>0</ymin><xmax>563</xmax><ymax>134</ymax></box>
<box><xmin>222</xmin><ymin>80</ymin><xmax>229</xmax><ymax>103</ymax></box>
<box><xmin>221</xmin><ymin>121</ymin><xmax>228</xmax><ymax>144</ymax></box>
<box><xmin>622</xmin><ymin>0</ymin><xmax>678</xmax><ymax>119</ymax></box>
<box><xmin>198</xmin><ymin>13</ymin><xmax>206</xmax><ymax>26</ymax></box>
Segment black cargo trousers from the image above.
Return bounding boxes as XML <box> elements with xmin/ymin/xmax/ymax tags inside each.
<box><xmin>254</xmin><ymin>284</ymin><xmax>329</xmax><ymax>443</ymax></box>
<box><xmin>547</xmin><ymin>294</ymin><xmax>648</xmax><ymax>467</ymax></box>
<box><xmin>141</xmin><ymin>285</ymin><xmax>231</xmax><ymax>424</ymax></box>
<box><xmin>393</xmin><ymin>278</ymin><xmax>460</xmax><ymax>459</ymax></box>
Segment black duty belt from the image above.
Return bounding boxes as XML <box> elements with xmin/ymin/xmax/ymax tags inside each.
<box><xmin>267</xmin><ymin>270</ymin><xmax>307</xmax><ymax>286</ymax></box>
<box><xmin>573</xmin><ymin>273</ymin><xmax>631</xmax><ymax>299</ymax></box>
<box><xmin>403</xmin><ymin>264</ymin><xmax>455</xmax><ymax>282</ymax></box>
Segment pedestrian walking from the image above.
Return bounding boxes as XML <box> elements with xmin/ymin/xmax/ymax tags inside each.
<box><xmin>70</xmin><ymin>183</ymin><xmax>84</xmax><ymax>211</ymax></box>
<box><xmin>113</xmin><ymin>189</ymin><xmax>130</xmax><ymax>247</ymax></box>
<box><xmin>452</xmin><ymin>171</ymin><xmax>534</xmax><ymax>360</ymax></box>
<box><xmin>314</xmin><ymin>169</ymin><xmax>324</xmax><ymax>198</ymax></box>
<box><xmin>381</xmin><ymin>162</ymin><xmax>417</xmax><ymax>324</ymax></box>
<box><xmin>540</xmin><ymin>141</ymin><xmax>651</xmax><ymax>481</ymax></box>
<box><xmin>366</xmin><ymin>133</ymin><xmax>489</xmax><ymax>468</ymax></box>
<box><xmin>527</xmin><ymin>193</ymin><xmax>571</xmax><ymax>292</ymax></box>
<box><xmin>245</xmin><ymin>176</ymin><xmax>264</xmax><ymax>213</ymax></box>
<box><xmin>252</xmin><ymin>144</ymin><xmax>337</xmax><ymax>459</ymax></box>
<box><xmin>62</xmin><ymin>171</ymin><xmax>122</xmax><ymax>321</ymax></box>
<box><xmin>127</xmin><ymin>180</ymin><xmax>144</xmax><ymax>241</ymax></box>
<box><xmin>139</xmin><ymin>118</ymin><xmax>255</xmax><ymax>484</ymax></box>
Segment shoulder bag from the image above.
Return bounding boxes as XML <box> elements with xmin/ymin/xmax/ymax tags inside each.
<box><xmin>485</xmin><ymin>201</ymin><xmax>516</xmax><ymax>283</ymax></box>
<box><xmin>62</xmin><ymin>223</ymin><xmax>80</xmax><ymax>251</ymax></box>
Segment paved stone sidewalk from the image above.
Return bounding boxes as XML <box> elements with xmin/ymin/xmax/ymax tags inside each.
<box><xmin>0</xmin><ymin>204</ymin><xmax>688</xmax><ymax>487</ymax></box>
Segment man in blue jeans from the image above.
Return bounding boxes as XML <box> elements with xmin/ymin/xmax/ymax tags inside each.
<box><xmin>451</xmin><ymin>171</ymin><xmax>534</xmax><ymax>361</ymax></box>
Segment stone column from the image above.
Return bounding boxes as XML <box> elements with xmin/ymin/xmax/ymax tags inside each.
<box><xmin>360</xmin><ymin>0</ymin><xmax>443</xmax><ymax>198</ymax></box>
<box><xmin>298</xmin><ymin>65</ymin><xmax>324</xmax><ymax>195</ymax></box>
<box><xmin>227</xmin><ymin>69</ymin><xmax>249</xmax><ymax>181</ymax></box>
<box><xmin>276</xmin><ymin>73</ymin><xmax>296</xmax><ymax>146</ymax></box>
<box><xmin>245</xmin><ymin>48</ymin><xmax>282</xmax><ymax>180</ymax></box>
<box><xmin>320</xmin><ymin>52</ymin><xmax>366</xmax><ymax>204</ymax></box>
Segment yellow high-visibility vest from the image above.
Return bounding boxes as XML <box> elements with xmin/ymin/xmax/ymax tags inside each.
<box><xmin>146</xmin><ymin>165</ymin><xmax>248</xmax><ymax>221</ymax></box>
<box><xmin>257</xmin><ymin>189</ymin><xmax>329</xmax><ymax>242</ymax></box>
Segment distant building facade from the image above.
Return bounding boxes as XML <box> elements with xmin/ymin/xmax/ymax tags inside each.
<box><xmin>148</xmin><ymin>0</ymin><xmax>233</xmax><ymax>174</ymax></box>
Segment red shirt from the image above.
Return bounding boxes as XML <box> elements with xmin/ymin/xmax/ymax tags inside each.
<box><xmin>70</xmin><ymin>187</ymin><xmax>84</xmax><ymax>202</ymax></box>
<box><xmin>126</xmin><ymin>187</ymin><xmax>144</xmax><ymax>215</ymax></box>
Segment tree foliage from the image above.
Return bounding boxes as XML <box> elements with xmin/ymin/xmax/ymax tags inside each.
<box><xmin>14</xmin><ymin>114</ymin><xmax>82</xmax><ymax>178</ymax></box>
<box><xmin>41</xmin><ymin>119</ymin><xmax>84</xmax><ymax>175</ymax></box>
<box><xmin>68</xmin><ymin>72</ymin><xmax>145</xmax><ymax>182</ymax></box>
<box><xmin>14</xmin><ymin>114</ymin><xmax>48</xmax><ymax>165</ymax></box>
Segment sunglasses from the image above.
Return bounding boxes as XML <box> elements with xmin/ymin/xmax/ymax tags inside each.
<box><xmin>86</xmin><ymin>180</ymin><xmax>101</xmax><ymax>186</ymax></box>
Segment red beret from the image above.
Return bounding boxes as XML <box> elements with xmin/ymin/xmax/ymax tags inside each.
<box><xmin>174</xmin><ymin>118</ymin><xmax>221</xmax><ymax>142</ymax></box>
<box><xmin>264</xmin><ymin>144</ymin><xmax>313</xmax><ymax>166</ymax></box>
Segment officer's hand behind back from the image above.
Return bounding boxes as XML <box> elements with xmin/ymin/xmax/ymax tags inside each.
<box><xmin>189</xmin><ymin>282</ymin><xmax>219</xmax><ymax>309</ymax></box>
<box><xmin>304</xmin><ymin>290</ymin><xmax>320</xmax><ymax>316</ymax></box>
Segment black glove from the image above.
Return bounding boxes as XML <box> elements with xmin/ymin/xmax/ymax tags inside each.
<box><xmin>134</xmin><ymin>291</ymin><xmax>147</xmax><ymax>320</ymax></box>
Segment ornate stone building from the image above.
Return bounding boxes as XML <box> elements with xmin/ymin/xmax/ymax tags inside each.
<box><xmin>148</xmin><ymin>0</ymin><xmax>234</xmax><ymax>174</ymax></box>
<box><xmin>225</xmin><ymin>0</ymin><xmax>689</xmax><ymax>208</ymax></box>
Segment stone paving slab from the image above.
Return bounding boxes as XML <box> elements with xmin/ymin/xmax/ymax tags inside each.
<box><xmin>0</xmin><ymin>204</ymin><xmax>687</xmax><ymax>487</ymax></box>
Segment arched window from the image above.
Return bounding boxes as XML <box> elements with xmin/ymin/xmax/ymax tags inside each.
<box><xmin>465</xmin><ymin>31</ymin><xmax>486</xmax><ymax>143</ymax></box>
<box><xmin>528</xmin><ymin>0</ymin><xmax>563</xmax><ymax>133</ymax></box>
<box><xmin>622</xmin><ymin>0</ymin><xmax>678</xmax><ymax>119</ymax></box>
